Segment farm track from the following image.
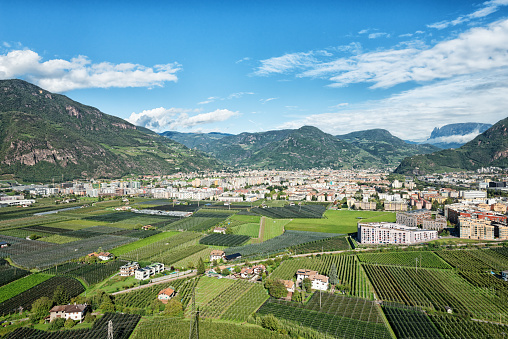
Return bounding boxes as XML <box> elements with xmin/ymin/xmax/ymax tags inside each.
<box><xmin>111</xmin><ymin>271</ymin><xmax>196</xmax><ymax>295</ymax></box>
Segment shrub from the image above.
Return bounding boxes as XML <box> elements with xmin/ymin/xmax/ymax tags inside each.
<box><xmin>48</xmin><ymin>317</ymin><xmax>65</xmax><ymax>330</ymax></box>
<box><xmin>261</xmin><ymin>314</ymin><xmax>279</xmax><ymax>331</ymax></box>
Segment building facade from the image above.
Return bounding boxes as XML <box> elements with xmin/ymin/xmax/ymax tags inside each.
<box><xmin>358</xmin><ymin>222</ymin><xmax>438</xmax><ymax>244</ymax></box>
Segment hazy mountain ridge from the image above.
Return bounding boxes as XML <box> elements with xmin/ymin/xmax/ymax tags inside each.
<box><xmin>394</xmin><ymin>117</ymin><xmax>508</xmax><ymax>175</ymax></box>
<box><xmin>424</xmin><ymin>122</ymin><xmax>492</xmax><ymax>149</ymax></box>
<box><xmin>0</xmin><ymin>79</ymin><xmax>220</xmax><ymax>182</ymax></box>
<box><xmin>159</xmin><ymin>131</ymin><xmax>232</xmax><ymax>149</ymax></box>
<box><xmin>336</xmin><ymin>129</ymin><xmax>440</xmax><ymax>166</ymax></box>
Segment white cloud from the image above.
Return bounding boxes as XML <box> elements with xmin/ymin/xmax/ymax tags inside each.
<box><xmin>127</xmin><ymin>107</ymin><xmax>240</xmax><ymax>132</ymax></box>
<box><xmin>255</xmin><ymin>19</ymin><xmax>508</xmax><ymax>89</ymax></box>
<box><xmin>428</xmin><ymin>0</ymin><xmax>508</xmax><ymax>29</ymax></box>
<box><xmin>236</xmin><ymin>57</ymin><xmax>251</xmax><ymax>64</ymax></box>
<box><xmin>198</xmin><ymin>97</ymin><xmax>218</xmax><ymax>105</ymax></box>
<box><xmin>0</xmin><ymin>49</ymin><xmax>180</xmax><ymax>92</ymax></box>
<box><xmin>427</xmin><ymin>130</ymin><xmax>485</xmax><ymax>144</ymax></box>
<box><xmin>358</xmin><ymin>29</ymin><xmax>369</xmax><ymax>34</ymax></box>
<box><xmin>279</xmin><ymin>69</ymin><xmax>508</xmax><ymax>140</ymax></box>
<box><xmin>399</xmin><ymin>33</ymin><xmax>413</xmax><ymax>38</ymax></box>
<box><xmin>260</xmin><ymin>97</ymin><xmax>278</xmax><ymax>104</ymax></box>
<box><xmin>368</xmin><ymin>32</ymin><xmax>390</xmax><ymax>39</ymax></box>
<box><xmin>198</xmin><ymin>92</ymin><xmax>254</xmax><ymax>105</ymax></box>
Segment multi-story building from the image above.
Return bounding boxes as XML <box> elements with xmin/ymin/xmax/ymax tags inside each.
<box><xmin>119</xmin><ymin>262</ymin><xmax>140</xmax><ymax>276</ymax></box>
<box><xmin>135</xmin><ymin>263</ymin><xmax>164</xmax><ymax>280</ymax></box>
<box><xmin>458</xmin><ymin>216</ymin><xmax>494</xmax><ymax>240</ymax></box>
<box><xmin>295</xmin><ymin>269</ymin><xmax>329</xmax><ymax>291</ymax></box>
<box><xmin>358</xmin><ymin>222</ymin><xmax>438</xmax><ymax>244</ymax></box>
<box><xmin>396</xmin><ymin>210</ymin><xmax>447</xmax><ymax>230</ymax></box>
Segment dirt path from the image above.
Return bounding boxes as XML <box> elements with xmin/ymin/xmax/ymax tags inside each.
<box><xmin>111</xmin><ymin>271</ymin><xmax>196</xmax><ymax>295</ymax></box>
<box><xmin>255</xmin><ymin>216</ymin><xmax>266</xmax><ymax>243</ymax></box>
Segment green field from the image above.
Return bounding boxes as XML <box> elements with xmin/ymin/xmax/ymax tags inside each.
<box><xmin>263</xmin><ymin>218</ymin><xmax>290</xmax><ymax>241</ymax></box>
<box><xmin>285</xmin><ymin>209</ymin><xmax>395</xmax><ymax>233</ymax></box>
<box><xmin>0</xmin><ymin>273</ymin><xmax>53</xmax><ymax>304</ymax></box>
<box><xmin>111</xmin><ymin>231</ymin><xmax>179</xmax><ymax>256</ymax></box>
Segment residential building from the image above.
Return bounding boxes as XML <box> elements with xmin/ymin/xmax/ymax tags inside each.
<box><xmin>281</xmin><ymin>279</ymin><xmax>295</xmax><ymax>292</ymax></box>
<box><xmin>210</xmin><ymin>250</ymin><xmax>225</xmax><ymax>262</ymax></box>
<box><xmin>396</xmin><ymin>210</ymin><xmax>447</xmax><ymax>230</ymax></box>
<box><xmin>459</xmin><ymin>217</ymin><xmax>495</xmax><ymax>240</ymax></box>
<box><xmin>384</xmin><ymin>202</ymin><xmax>408</xmax><ymax>211</ymax></box>
<box><xmin>119</xmin><ymin>262</ymin><xmax>140</xmax><ymax>276</ymax></box>
<box><xmin>358</xmin><ymin>222</ymin><xmax>438</xmax><ymax>244</ymax></box>
<box><xmin>296</xmin><ymin>269</ymin><xmax>329</xmax><ymax>291</ymax></box>
<box><xmin>135</xmin><ymin>263</ymin><xmax>164</xmax><ymax>280</ymax></box>
<box><xmin>49</xmin><ymin>304</ymin><xmax>89</xmax><ymax>322</ymax></box>
<box><xmin>158</xmin><ymin>287</ymin><xmax>176</xmax><ymax>303</ymax></box>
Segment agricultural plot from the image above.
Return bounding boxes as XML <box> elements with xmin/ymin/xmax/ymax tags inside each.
<box><xmin>46</xmin><ymin>260</ymin><xmax>126</xmax><ymax>286</ymax></box>
<box><xmin>232</xmin><ymin>222</ymin><xmax>260</xmax><ymax>237</ymax></box>
<box><xmin>221</xmin><ymin>283</ymin><xmax>269</xmax><ymax>322</ymax></box>
<box><xmin>38</xmin><ymin>234</ymin><xmax>81</xmax><ymax>244</ymax></box>
<box><xmin>429</xmin><ymin>313</ymin><xmax>508</xmax><ymax>338</ymax></box>
<box><xmin>436</xmin><ymin>249</ymin><xmax>508</xmax><ymax>271</ymax></box>
<box><xmin>492</xmin><ymin>246</ymin><xmax>508</xmax><ymax>259</ymax></box>
<box><xmin>151</xmin><ymin>244</ymin><xmax>208</xmax><ymax>266</ymax></box>
<box><xmin>40</xmin><ymin>219</ymin><xmax>108</xmax><ymax>230</ymax></box>
<box><xmin>114</xmin><ymin>229</ymin><xmax>161</xmax><ymax>238</ymax></box>
<box><xmin>130</xmin><ymin>317</ymin><xmax>284</xmax><ymax>339</ymax></box>
<box><xmin>11</xmin><ymin>234</ymin><xmax>136</xmax><ymax>269</ymax></box>
<box><xmin>119</xmin><ymin>232</ymin><xmax>201</xmax><ymax>262</ymax></box>
<box><xmin>0</xmin><ymin>276</ymin><xmax>84</xmax><ymax>315</ymax></box>
<box><xmin>290</xmin><ymin>236</ymin><xmax>350</xmax><ymax>253</ymax></box>
<box><xmin>224</xmin><ymin>230</ymin><xmax>342</xmax><ymax>258</ymax></box>
<box><xmin>0</xmin><ymin>235</ymin><xmax>54</xmax><ymax>257</ymax></box>
<box><xmin>0</xmin><ymin>274</ymin><xmax>52</xmax><ymax>304</ymax></box>
<box><xmin>199</xmin><ymin>233</ymin><xmax>250</xmax><ymax>246</ymax></box>
<box><xmin>184</xmin><ymin>276</ymin><xmax>235</xmax><ymax>316</ymax></box>
<box><xmin>263</xmin><ymin>218</ymin><xmax>290</xmax><ymax>241</ymax></box>
<box><xmin>363</xmin><ymin>265</ymin><xmax>508</xmax><ymax>322</ymax></box>
<box><xmin>22</xmin><ymin>224</ymin><xmax>73</xmax><ymax>234</ymax></box>
<box><xmin>383</xmin><ymin>305</ymin><xmax>442</xmax><ymax>339</ymax></box>
<box><xmin>250</xmin><ymin>204</ymin><xmax>326</xmax><ymax>219</ymax></box>
<box><xmin>146</xmin><ymin>203</ymin><xmax>201</xmax><ymax>212</ymax></box>
<box><xmin>270</xmin><ymin>254</ymin><xmax>373</xmax><ymax>299</ymax></box>
<box><xmin>84</xmin><ymin>212</ymin><xmax>174</xmax><ymax>229</ymax></box>
<box><xmin>357</xmin><ymin>251</ymin><xmax>452</xmax><ymax>269</ymax></box>
<box><xmin>286</xmin><ymin>209</ymin><xmax>395</xmax><ymax>234</ymax></box>
<box><xmin>6</xmin><ymin>312</ymin><xmax>141</xmax><ymax>339</ymax></box>
<box><xmin>229</xmin><ymin>214</ymin><xmax>261</xmax><ymax>225</ymax></box>
<box><xmin>159</xmin><ymin>216</ymin><xmax>224</xmax><ymax>232</ymax></box>
<box><xmin>114</xmin><ymin>276</ymin><xmax>195</xmax><ymax>309</ymax></box>
<box><xmin>0</xmin><ymin>228</ymin><xmax>52</xmax><ymax>239</ymax></box>
<box><xmin>257</xmin><ymin>294</ymin><xmax>391</xmax><ymax>339</ymax></box>
<box><xmin>172</xmin><ymin>247</ymin><xmax>212</xmax><ymax>268</ymax></box>
<box><xmin>111</xmin><ymin>231</ymin><xmax>179</xmax><ymax>256</ymax></box>
<box><xmin>200</xmin><ymin>280</ymin><xmax>255</xmax><ymax>318</ymax></box>
<box><xmin>0</xmin><ymin>265</ymin><xmax>30</xmax><ymax>288</ymax></box>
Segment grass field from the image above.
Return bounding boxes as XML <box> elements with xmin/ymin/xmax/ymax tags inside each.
<box><xmin>111</xmin><ymin>231</ymin><xmax>179</xmax><ymax>256</ymax></box>
<box><xmin>38</xmin><ymin>234</ymin><xmax>81</xmax><ymax>244</ymax></box>
<box><xmin>285</xmin><ymin>209</ymin><xmax>395</xmax><ymax>234</ymax></box>
<box><xmin>263</xmin><ymin>218</ymin><xmax>290</xmax><ymax>241</ymax></box>
<box><xmin>42</xmin><ymin>219</ymin><xmax>109</xmax><ymax>230</ymax></box>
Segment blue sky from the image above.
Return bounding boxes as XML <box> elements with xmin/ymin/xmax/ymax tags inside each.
<box><xmin>1</xmin><ymin>0</ymin><xmax>508</xmax><ymax>141</ymax></box>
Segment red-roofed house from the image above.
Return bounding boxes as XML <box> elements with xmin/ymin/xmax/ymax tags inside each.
<box><xmin>158</xmin><ymin>288</ymin><xmax>176</xmax><ymax>303</ymax></box>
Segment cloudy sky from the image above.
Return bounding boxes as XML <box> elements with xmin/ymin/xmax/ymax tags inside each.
<box><xmin>1</xmin><ymin>0</ymin><xmax>508</xmax><ymax>141</ymax></box>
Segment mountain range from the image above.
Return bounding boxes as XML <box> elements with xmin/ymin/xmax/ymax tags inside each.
<box><xmin>423</xmin><ymin>122</ymin><xmax>492</xmax><ymax>149</ymax></box>
<box><xmin>395</xmin><ymin>117</ymin><xmax>508</xmax><ymax>175</ymax></box>
<box><xmin>0</xmin><ymin>80</ymin><xmax>220</xmax><ymax>182</ymax></box>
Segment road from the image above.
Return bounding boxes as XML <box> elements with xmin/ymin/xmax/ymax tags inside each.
<box><xmin>111</xmin><ymin>271</ymin><xmax>196</xmax><ymax>295</ymax></box>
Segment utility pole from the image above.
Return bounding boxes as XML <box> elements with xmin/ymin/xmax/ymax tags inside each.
<box><xmin>189</xmin><ymin>286</ymin><xmax>199</xmax><ymax>339</ymax></box>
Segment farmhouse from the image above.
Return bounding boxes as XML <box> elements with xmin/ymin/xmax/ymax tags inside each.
<box><xmin>281</xmin><ymin>279</ymin><xmax>295</xmax><ymax>292</ymax></box>
<box><xmin>157</xmin><ymin>287</ymin><xmax>176</xmax><ymax>303</ymax></box>
<box><xmin>296</xmin><ymin>269</ymin><xmax>329</xmax><ymax>291</ymax></box>
<box><xmin>49</xmin><ymin>304</ymin><xmax>89</xmax><ymax>322</ymax></box>
<box><xmin>210</xmin><ymin>249</ymin><xmax>225</xmax><ymax>262</ymax></box>
<box><xmin>213</xmin><ymin>227</ymin><xmax>226</xmax><ymax>234</ymax></box>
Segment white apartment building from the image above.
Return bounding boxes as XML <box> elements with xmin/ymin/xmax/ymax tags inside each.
<box><xmin>358</xmin><ymin>222</ymin><xmax>438</xmax><ymax>244</ymax></box>
<box><xmin>135</xmin><ymin>263</ymin><xmax>165</xmax><ymax>280</ymax></box>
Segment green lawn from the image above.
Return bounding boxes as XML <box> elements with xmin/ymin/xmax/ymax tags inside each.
<box><xmin>111</xmin><ymin>231</ymin><xmax>180</xmax><ymax>256</ymax></box>
<box><xmin>263</xmin><ymin>218</ymin><xmax>290</xmax><ymax>241</ymax></box>
<box><xmin>285</xmin><ymin>209</ymin><xmax>396</xmax><ymax>234</ymax></box>
<box><xmin>228</xmin><ymin>214</ymin><xmax>261</xmax><ymax>224</ymax></box>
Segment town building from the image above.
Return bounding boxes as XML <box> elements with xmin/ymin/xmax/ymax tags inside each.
<box><xmin>281</xmin><ymin>279</ymin><xmax>295</xmax><ymax>292</ymax></box>
<box><xmin>49</xmin><ymin>304</ymin><xmax>89</xmax><ymax>322</ymax></box>
<box><xmin>358</xmin><ymin>222</ymin><xmax>438</xmax><ymax>244</ymax></box>
<box><xmin>135</xmin><ymin>263</ymin><xmax>164</xmax><ymax>280</ymax></box>
<box><xmin>458</xmin><ymin>217</ymin><xmax>495</xmax><ymax>240</ymax></box>
<box><xmin>396</xmin><ymin>210</ymin><xmax>447</xmax><ymax>230</ymax></box>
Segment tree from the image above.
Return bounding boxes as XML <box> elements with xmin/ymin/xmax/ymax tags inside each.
<box><xmin>264</xmin><ymin>277</ymin><xmax>274</xmax><ymax>289</ymax></box>
<box><xmin>100</xmin><ymin>298</ymin><xmax>115</xmax><ymax>312</ymax></box>
<box><xmin>329</xmin><ymin>263</ymin><xmax>338</xmax><ymax>285</ymax></box>
<box><xmin>214</xmin><ymin>266</ymin><xmax>222</xmax><ymax>274</ymax></box>
<box><xmin>234</xmin><ymin>266</ymin><xmax>241</xmax><ymax>274</ymax></box>
<box><xmin>84</xmin><ymin>313</ymin><xmax>95</xmax><ymax>323</ymax></box>
<box><xmin>64</xmin><ymin>318</ymin><xmax>76</xmax><ymax>329</ymax></box>
<box><xmin>269</xmin><ymin>280</ymin><xmax>288</xmax><ymax>299</ymax></box>
<box><xmin>48</xmin><ymin>317</ymin><xmax>65</xmax><ymax>330</ymax></box>
<box><xmin>221</xmin><ymin>268</ymin><xmax>230</xmax><ymax>276</ymax></box>
<box><xmin>303</xmin><ymin>278</ymin><xmax>312</xmax><ymax>293</ymax></box>
<box><xmin>53</xmin><ymin>285</ymin><xmax>70</xmax><ymax>305</ymax></box>
<box><xmin>291</xmin><ymin>291</ymin><xmax>302</xmax><ymax>302</ymax></box>
<box><xmin>261</xmin><ymin>314</ymin><xmax>280</xmax><ymax>331</ymax></box>
<box><xmin>163</xmin><ymin>298</ymin><xmax>183</xmax><ymax>317</ymax></box>
<box><xmin>197</xmin><ymin>258</ymin><xmax>205</xmax><ymax>275</ymax></box>
<box><xmin>30</xmin><ymin>297</ymin><xmax>53</xmax><ymax>323</ymax></box>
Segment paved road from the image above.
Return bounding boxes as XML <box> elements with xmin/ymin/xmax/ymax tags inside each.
<box><xmin>111</xmin><ymin>271</ymin><xmax>196</xmax><ymax>295</ymax></box>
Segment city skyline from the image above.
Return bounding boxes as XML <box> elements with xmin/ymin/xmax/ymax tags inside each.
<box><xmin>1</xmin><ymin>0</ymin><xmax>508</xmax><ymax>141</ymax></box>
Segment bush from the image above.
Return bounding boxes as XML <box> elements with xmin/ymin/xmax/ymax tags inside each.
<box><xmin>49</xmin><ymin>317</ymin><xmax>65</xmax><ymax>330</ymax></box>
<box><xmin>268</xmin><ymin>280</ymin><xmax>287</xmax><ymax>299</ymax></box>
<box><xmin>164</xmin><ymin>298</ymin><xmax>183</xmax><ymax>317</ymax></box>
<box><xmin>261</xmin><ymin>314</ymin><xmax>279</xmax><ymax>331</ymax></box>
<box><xmin>64</xmin><ymin>318</ymin><xmax>76</xmax><ymax>329</ymax></box>
<box><xmin>29</xmin><ymin>296</ymin><xmax>53</xmax><ymax>324</ymax></box>
<box><xmin>84</xmin><ymin>313</ymin><xmax>95</xmax><ymax>323</ymax></box>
